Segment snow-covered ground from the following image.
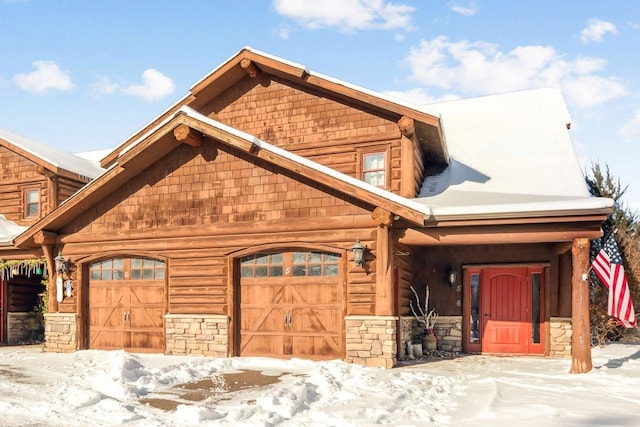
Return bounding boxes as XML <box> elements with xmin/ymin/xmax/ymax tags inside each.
<box><xmin>0</xmin><ymin>344</ymin><xmax>638</xmax><ymax>426</ymax></box>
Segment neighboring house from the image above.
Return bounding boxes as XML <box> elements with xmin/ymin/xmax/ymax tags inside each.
<box><xmin>15</xmin><ymin>48</ymin><xmax>612</xmax><ymax>367</ymax></box>
<box><xmin>0</xmin><ymin>129</ymin><xmax>104</xmax><ymax>344</ymax></box>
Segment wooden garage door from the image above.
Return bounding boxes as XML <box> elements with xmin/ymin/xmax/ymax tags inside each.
<box><xmin>239</xmin><ymin>251</ymin><xmax>343</xmax><ymax>360</ymax></box>
<box><xmin>89</xmin><ymin>257</ymin><xmax>165</xmax><ymax>353</ymax></box>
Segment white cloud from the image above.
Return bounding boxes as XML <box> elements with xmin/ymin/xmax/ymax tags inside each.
<box><xmin>383</xmin><ymin>88</ymin><xmax>459</xmax><ymax>105</ymax></box>
<box><xmin>272</xmin><ymin>0</ymin><xmax>415</xmax><ymax>32</ymax></box>
<box><xmin>450</xmin><ymin>2</ymin><xmax>477</xmax><ymax>16</ymax></box>
<box><xmin>580</xmin><ymin>18</ymin><xmax>617</xmax><ymax>44</ymax></box>
<box><xmin>91</xmin><ymin>75</ymin><xmax>118</xmax><ymax>96</ymax></box>
<box><xmin>12</xmin><ymin>61</ymin><xmax>73</xmax><ymax>93</ymax></box>
<box><xmin>122</xmin><ymin>69</ymin><xmax>175</xmax><ymax>102</ymax></box>
<box><xmin>619</xmin><ymin>109</ymin><xmax>640</xmax><ymax>140</ymax></box>
<box><xmin>276</xmin><ymin>25</ymin><xmax>291</xmax><ymax>40</ymax></box>
<box><xmin>403</xmin><ymin>37</ymin><xmax>626</xmax><ymax>108</ymax></box>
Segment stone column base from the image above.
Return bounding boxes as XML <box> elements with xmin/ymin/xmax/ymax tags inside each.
<box><xmin>549</xmin><ymin>317</ymin><xmax>572</xmax><ymax>358</ymax></box>
<box><xmin>44</xmin><ymin>313</ymin><xmax>78</xmax><ymax>352</ymax></box>
<box><xmin>165</xmin><ymin>314</ymin><xmax>229</xmax><ymax>357</ymax></box>
<box><xmin>345</xmin><ymin>315</ymin><xmax>397</xmax><ymax>368</ymax></box>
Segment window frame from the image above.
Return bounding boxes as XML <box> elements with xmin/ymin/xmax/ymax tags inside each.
<box><xmin>22</xmin><ymin>186</ymin><xmax>41</xmax><ymax>219</ymax></box>
<box><xmin>358</xmin><ymin>147</ymin><xmax>389</xmax><ymax>189</ymax></box>
<box><xmin>89</xmin><ymin>257</ymin><xmax>166</xmax><ymax>281</ymax></box>
<box><xmin>240</xmin><ymin>251</ymin><xmax>341</xmax><ymax>279</ymax></box>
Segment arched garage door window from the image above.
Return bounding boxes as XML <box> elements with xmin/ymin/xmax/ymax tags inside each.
<box><xmin>239</xmin><ymin>250</ymin><xmax>343</xmax><ymax>360</ymax></box>
<box><xmin>90</xmin><ymin>257</ymin><xmax>165</xmax><ymax>281</ymax></box>
<box><xmin>88</xmin><ymin>257</ymin><xmax>166</xmax><ymax>352</ymax></box>
<box><xmin>240</xmin><ymin>251</ymin><xmax>340</xmax><ymax>278</ymax></box>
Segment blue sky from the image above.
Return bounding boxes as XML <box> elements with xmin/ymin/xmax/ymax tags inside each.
<box><xmin>1</xmin><ymin>0</ymin><xmax>639</xmax><ymax>210</ymax></box>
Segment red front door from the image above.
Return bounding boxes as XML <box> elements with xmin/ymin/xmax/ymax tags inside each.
<box><xmin>465</xmin><ymin>267</ymin><xmax>545</xmax><ymax>355</ymax></box>
<box><xmin>482</xmin><ymin>268</ymin><xmax>529</xmax><ymax>354</ymax></box>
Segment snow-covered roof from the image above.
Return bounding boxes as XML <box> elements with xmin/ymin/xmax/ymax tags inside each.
<box><xmin>0</xmin><ymin>214</ymin><xmax>27</xmax><ymax>246</ymax></box>
<box><xmin>74</xmin><ymin>148</ymin><xmax>114</xmax><ymax>162</ymax></box>
<box><xmin>416</xmin><ymin>88</ymin><xmax>613</xmax><ymax>220</ymax></box>
<box><xmin>0</xmin><ymin>128</ymin><xmax>104</xmax><ymax>180</ymax></box>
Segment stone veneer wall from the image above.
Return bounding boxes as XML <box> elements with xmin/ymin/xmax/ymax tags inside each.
<box><xmin>399</xmin><ymin>315</ymin><xmax>463</xmax><ymax>355</ymax></box>
<box><xmin>549</xmin><ymin>317</ymin><xmax>572</xmax><ymax>358</ymax></box>
<box><xmin>44</xmin><ymin>313</ymin><xmax>78</xmax><ymax>352</ymax></box>
<box><xmin>398</xmin><ymin>317</ymin><xmax>414</xmax><ymax>359</ymax></box>
<box><xmin>433</xmin><ymin>316</ymin><xmax>463</xmax><ymax>352</ymax></box>
<box><xmin>7</xmin><ymin>312</ymin><xmax>30</xmax><ymax>345</ymax></box>
<box><xmin>165</xmin><ymin>314</ymin><xmax>229</xmax><ymax>357</ymax></box>
<box><xmin>345</xmin><ymin>315</ymin><xmax>397</xmax><ymax>368</ymax></box>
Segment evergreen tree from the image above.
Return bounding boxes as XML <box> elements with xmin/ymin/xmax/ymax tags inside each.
<box><xmin>586</xmin><ymin>163</ymin><xmax>639</xmax><ymax>344</ymax></box>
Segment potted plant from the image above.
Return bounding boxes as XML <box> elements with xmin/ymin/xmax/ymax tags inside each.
<box><xmin>410</xmin><ymin>285</ymin><xmax>438</xmax><ymax>352</ymax></box>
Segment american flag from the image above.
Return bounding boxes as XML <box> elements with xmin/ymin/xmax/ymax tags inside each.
<box><xmin>592</xmin><ymin>233</ymin><xmax>636</xmax><ymax>328</ymax></box>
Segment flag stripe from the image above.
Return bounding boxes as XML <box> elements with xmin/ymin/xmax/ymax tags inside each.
<box><xmin>591</xmin><ymin>234</ymin><xmax>636</xmax><ymax>328</ymax></box>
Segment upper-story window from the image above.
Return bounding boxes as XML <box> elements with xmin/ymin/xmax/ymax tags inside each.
<box><xmin>362</xmin><ymin>152</ymin><xmax>386</xmax><ymax>188</ymax></box>
<box><xmin>23</xmin><ymin>188</ymin><xmax>40</xmax><ymax>218</ymax></box>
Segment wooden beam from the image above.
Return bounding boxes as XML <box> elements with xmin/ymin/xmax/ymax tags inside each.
<box><xmin>552</xmin><ymin>241</ymin><xmax>573</xmax><ymax>255</ymax></box>
<box><xmin>240</xmin><ymin>58</ymin><xmax>260</xmax><ymax>78</ymax></box>
<box><xmin>372</xmin><ymin>207</ymin><xmax>394</xmax><ymax>227</ymax></box>
<box><xmin>397</xmin><ymin>116</ymin><xmax>415</xmax><ymax>137</ymax></box>
<box><xmin>375</xmin><ymin>225</ymin><xmax>395</xmax><ymax>316</ymax></box>
<box><xmin>37</xmin><ymin>166</ymin><xmax>56</xmax><ymax>178</ymax></box>
<box><xmin>400</xmin><ymin>224</ymin><xmax>603</xmax><ymax>245</ymax></box>
<box><xmin>570</xmin><ymin>237</ymin><xmax>592</xmax><ymax>374</ymax></box>
<box><xmin>33</xmin><ymin>230</ymin><xmax>57</xmax><ymax>246</ymax></box>
<box><xmin>59</xmin><ymin>214</ymin><xmax>377</xmax><ymax>244</ymax></box>
<box><xmin>173</xmin><ymin>124</ymin><xmax>203</xmax><ymax>147</ymax></box>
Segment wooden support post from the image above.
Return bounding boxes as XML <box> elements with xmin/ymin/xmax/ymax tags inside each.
<box><xmin>570</xmin><ymin>237</ymin><xmax>592</xmax><ymax>374</ymax></box>
<box><xmin>375</xmin><ymin>224</ymin><xmax>395</xmax><ymax>316</ymax></box>
<box><xmin>34</xmin><ymin>231</ymin><xmax>58</xmax><ymax>313</ymax></box>
<box><xmin>400</xmin><ymin>136</ymin><xmax>415</xmax><ymax>198</ymax></box>
<box><xmin>397</xmin><ymin>116</ymin><xmax>417</xmax><ymax>198</ymax></box>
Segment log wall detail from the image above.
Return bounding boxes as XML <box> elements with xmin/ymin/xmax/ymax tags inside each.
<box><xmin>54</xmin><ymin>140</ymin><xmax>386</xmax><ymax>329</ymax></box>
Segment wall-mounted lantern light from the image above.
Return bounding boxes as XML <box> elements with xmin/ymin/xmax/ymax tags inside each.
<box><xmin>54</xmin><ymin>252</ymin><xmax>67</xmax><ymax>275</ymax></box>
<box><xmin>352</xmin><ymin>238</ymin><xmax>365</xmax><ymax>267</ymax></box>
<box><xmin>447</xmin><ymin>265</ymin><xmax>457</xmax><ymax>287</ymax></box>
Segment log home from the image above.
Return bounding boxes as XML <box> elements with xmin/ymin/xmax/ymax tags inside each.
<box><xmin>0</xmin><ymin>129</ymin><xmax>103</xmax><ymax>344</ymax></box>
<box><xmin>15</xmin><ymin>48</ymin><xmax>612</xmax><ymax>367</ymax></box>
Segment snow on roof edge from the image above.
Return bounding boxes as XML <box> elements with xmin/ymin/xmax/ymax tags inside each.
<box><xmin>0</xmin><ymin>214</ymin><xmax>28</xmax><ymax>244</ymax></box>
<box><xmin>0</xmin><ymin>129</ymin><xmax>104</xmax><ymax>179</ymax></box>
<box><xmin>244</xmin><ymin>47</ymin><xmax>434</xmax><ymax>119</ymax></box>
<box><xmin>425</xmin><ymin>197</ymin><xmax>613</xmax><ymax>221</ymax></box>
